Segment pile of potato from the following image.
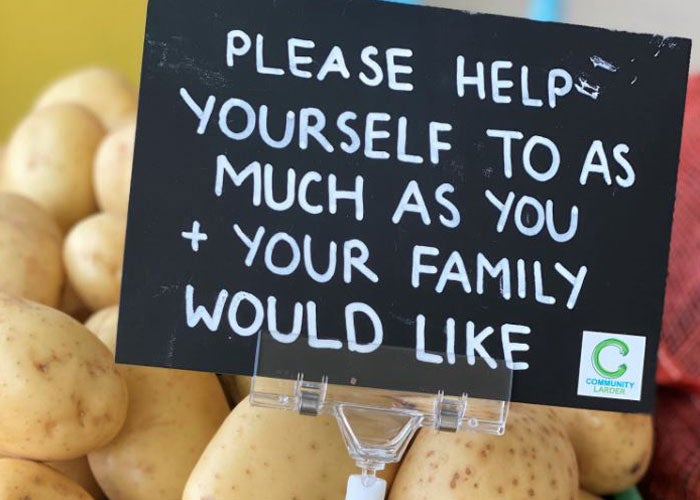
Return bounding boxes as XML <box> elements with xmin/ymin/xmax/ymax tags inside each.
<box><xmin>0</xmin><ymin>67</ymin><xmax>654</xmax><ymax>499</ymax></box>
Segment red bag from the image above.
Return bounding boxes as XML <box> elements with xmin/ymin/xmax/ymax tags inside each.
<box><xmin>657</xmin><ymin>75</ymin><xmax>700</xmax><ymax>394</ymax></box>
<box><xmin>640</xmin><ymin>388</ymin><xmax>700</xmax><ymax>499</ymax></box>
<box><xmin>641</xmin><ymin>76</ymin><xmax>700</xmax><ymax>500</ymax></box>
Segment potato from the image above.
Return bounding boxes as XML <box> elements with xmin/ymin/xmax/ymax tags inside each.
<box><xmin>0</xmin><ymin>143</ymin><xmax>6</xmax><ymax>179</ymax></box>
<box><xmin>579</xmin><ymin>489</ymin><xmax>602</xmax><ymax>500</ymax></box>
<box><xmin>0</xmin><ymin>293</ymin><xmax>128</xmax><ymax>460</ymax></box>
<box><xmin>218</xmin><ymin>374</ymin><xmax>252</xmax><ymax>406</ymax></box>
<box><xmin>553</xmin><ymin>408</ymin><xmax>653</xmax><ymax>495</ymax></box>
<box><xmin>86</xmin><ymin>306</ymin><xmax>230</xmax><ymax>500</ymax></box>
<box><xmin>93</xmin><ymin>119</ymin><xmax>136</xmax><ymax>215</ymax></box>
<box><xmin>85</xmin><ymin>306</ymin><xmax>120</xmax><ymax>351</ymax></box>
<box><xmin>390</xmin><ymin>404</ymin><xmax>578</xmax><ymax>500</ymax></box>
<box><xmin>59</xmin><ymin>281</ymin><xmax>92</xmax><ymax>322</ymax></box>
<box><xmin>36</xmin><ymin>67</ymin><xmax>138</xmax><ymax>130</ymax></box>
<box><xmin>64</xmin><ymin>213</ymin><xmax>126</xmax><ymax>311</ymax></box>
<box><xmin>184</xmin><ymin>399</ymin><xmax>398</xmax><ymax>500</ymax></box>
<box><xmin>0</xmin><ymin>458</ymin><xmax>92</xmax><ymax>499</ymax></box>
<box><xmin>3</xmin><ymin>103</ymin><xmax>104</xmax><ymax>230</ymax></box>
<box><xmin>46</xmin><ymin>457</ymin><xmax>105</xmax><ymax>499</ymax></box>
<box><xmin>0</xmin><ymin>193</ymin><xmax>63</xmax><ymax>306</ymax></box>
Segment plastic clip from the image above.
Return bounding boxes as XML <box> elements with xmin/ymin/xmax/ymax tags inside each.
<box><xmin>295</xmin><ymin>373</ymin><xmax>328</xmax><ymax>416</ymax></box>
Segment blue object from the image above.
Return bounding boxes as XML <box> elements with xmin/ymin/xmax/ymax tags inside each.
<box><xmin>612</xmin><ymin>487</ymin><xmax>643</xmax><ymax>500</ymax></box>
<box><xmin>377</xmin><ymin>0</ymin><xmax>561</xmax><ymax>19</ymax></box>
<box><xmin>529</xmin><ymin>0</ymin><xmax>561</xmax><ymax>22</ymax></box>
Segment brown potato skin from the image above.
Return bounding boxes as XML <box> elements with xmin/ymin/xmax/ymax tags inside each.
<box><xmin>4</xmin><ymin>103</ymin><xmax>104</xmax><ymax>230</ymax></box>
<box><xmin>0</xmin><ymin>193</ymin><xmax>64</xmax><ymax>306</ymax></box>
<box><xmin>59</xmin><ymin>281</ymin><xmax>92</xmax><ymax>322</ymax></box>
<box><xmin>46</xmin><ymin>456</ymin><xmax>105</xmax><ymax>499</ymax></box>
<box><xmin>579</xmin><ymin>488</ymin><xmax>603</xmax><ymax>500</ymax></box>
<box><xmin>0</xmin><ymin>293</ymin><xmax>128</xmax><ymax>461</ymax></box>
<box><xmin>218</xmin><ymin>374</ymin><xmax>252</xmax><ymax>406</ymax></box>
<box><xmin>390</xmin><ymin>404</ymin><xmax>578</xmax><ymax>500</ymax></box>
<box><xmin>0</xmin><ymin>458</ymin><xmax>93</xmax><ymax>499</ymax></box>
<box><xmin>553</xmin><ymin>407</ymin><xmax>653</xmax><ymax>495</ymax></box>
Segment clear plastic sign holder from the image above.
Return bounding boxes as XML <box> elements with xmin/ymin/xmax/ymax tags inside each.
<box><xmin>250</xmin><ymin>333</ymin><xmax>513</xmax><ymax>500</ymax></box>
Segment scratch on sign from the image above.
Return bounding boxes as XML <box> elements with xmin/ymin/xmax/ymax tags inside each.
<box><xmin>590</xmin><ymin>55</ymin><xmax>619</xmax><ymax>73</ymax></box>
<box><xmin>575</xmin><ymin>77</ymin><xmax>600</xmax><ymax>100</ymax></box>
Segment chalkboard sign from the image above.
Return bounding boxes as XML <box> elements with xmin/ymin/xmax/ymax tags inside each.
<box><xmin>117</xmin><ymin>0</ymin><xmax>691</xmax><ymax>413</ymax></box>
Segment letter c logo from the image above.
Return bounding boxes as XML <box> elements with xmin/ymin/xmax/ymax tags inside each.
<box><xmin>592</xmin><ymin>339</ymin><xmax>628</xmax><ymax>379</ymax></box>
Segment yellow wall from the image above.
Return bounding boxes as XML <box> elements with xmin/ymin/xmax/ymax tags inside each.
<box><xmin>0</xmin><ymin>1</ymin><xmax>148</xmax><ymax>141</ymax></box>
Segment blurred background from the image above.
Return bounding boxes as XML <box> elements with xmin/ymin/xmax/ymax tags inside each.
<box><xmin>0</xmin><ymin>0</ymin><xmax>697</xmax><ymax>139</ymax></box>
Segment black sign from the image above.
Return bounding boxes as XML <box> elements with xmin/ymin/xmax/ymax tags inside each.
<box><xmin>118</xmin><ymin>0</ymin><xmax>691</xmax><ymax>412</ymax></box>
